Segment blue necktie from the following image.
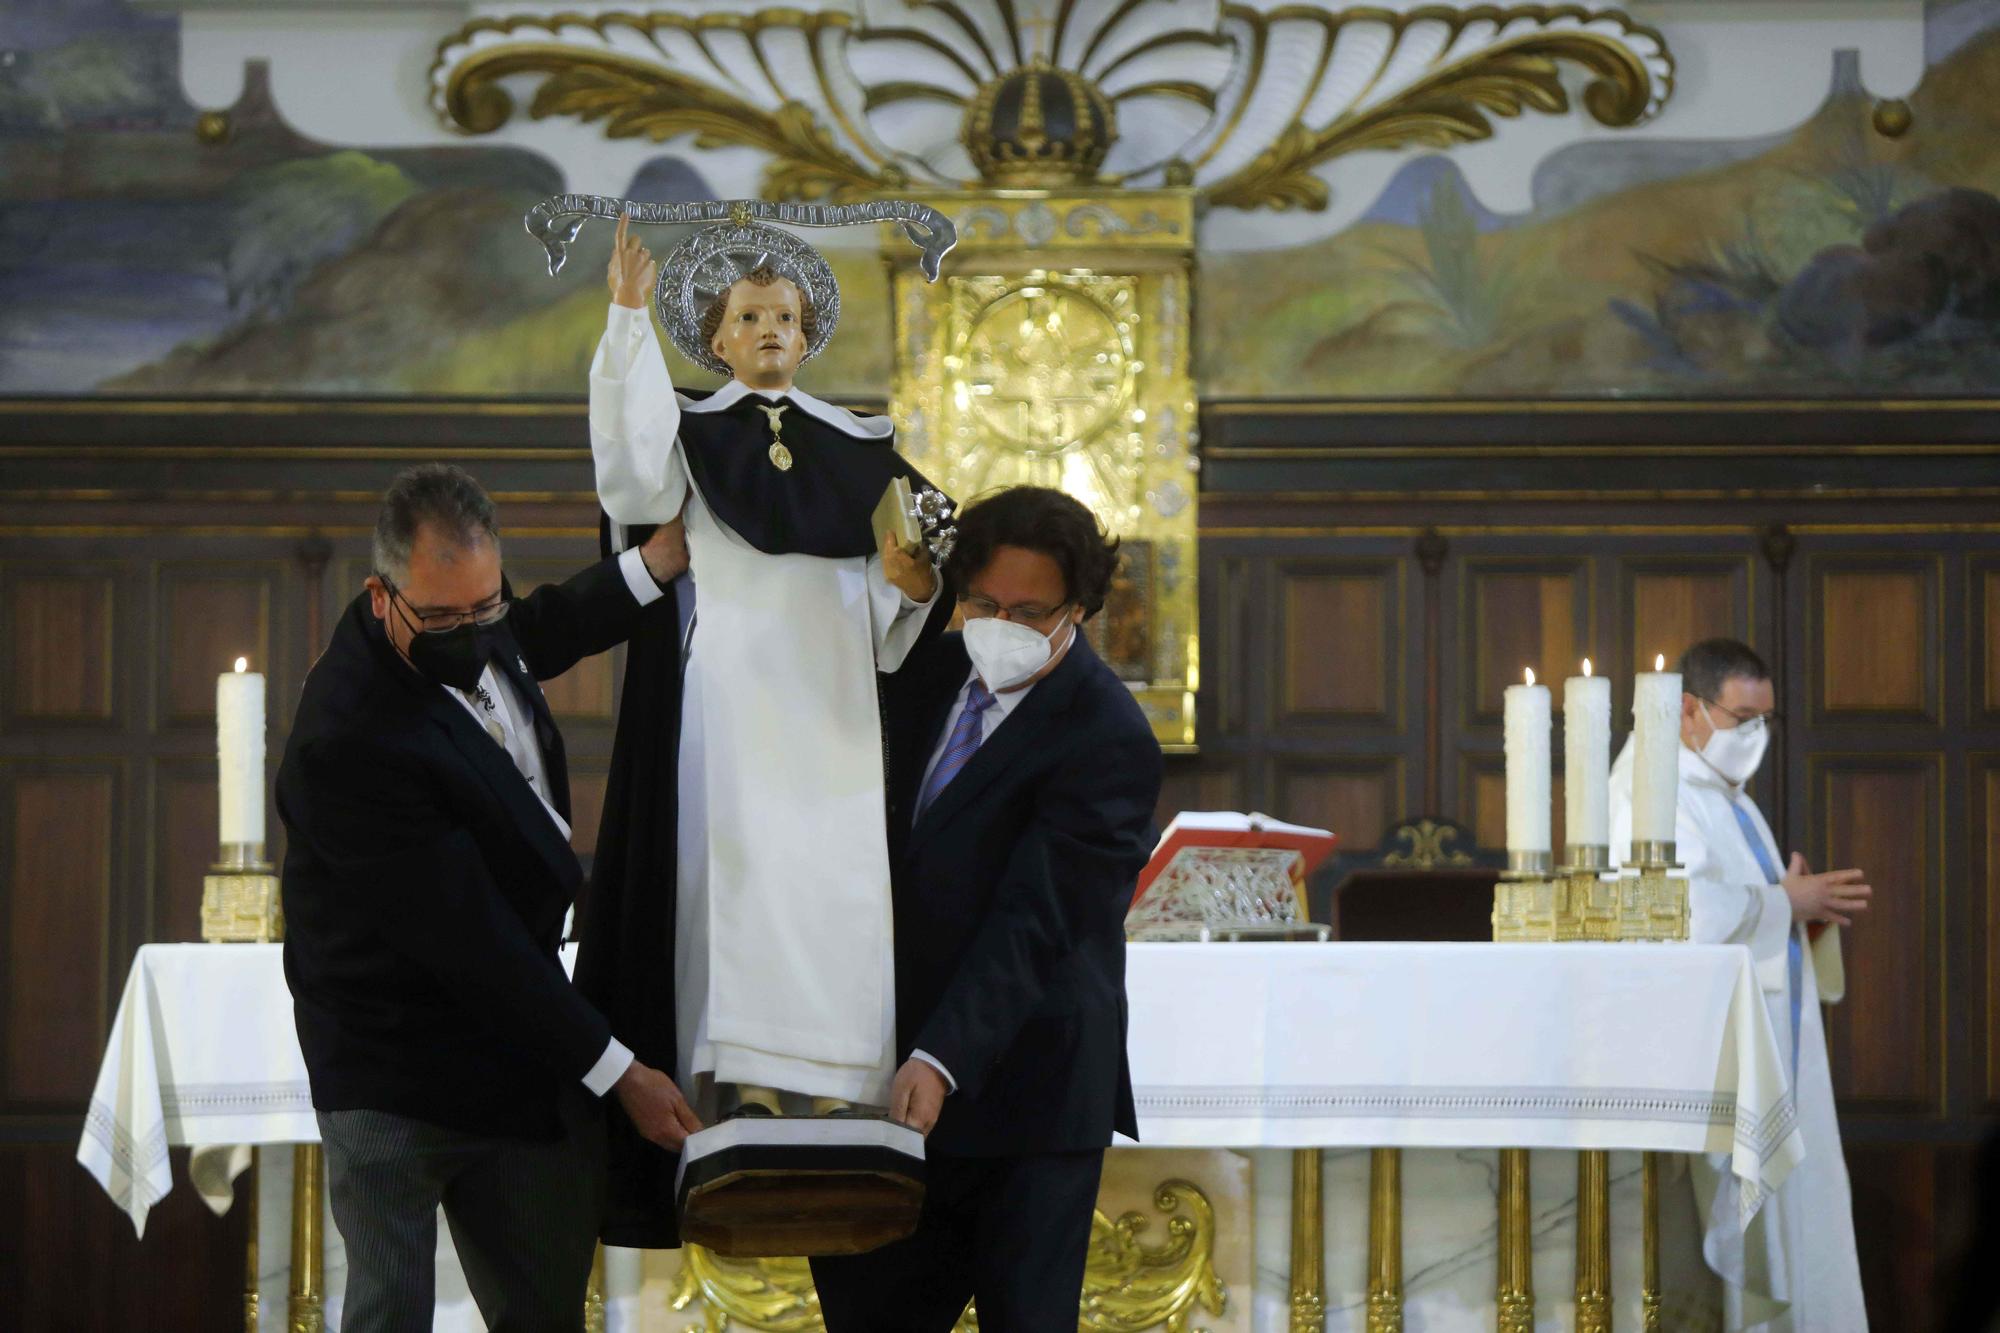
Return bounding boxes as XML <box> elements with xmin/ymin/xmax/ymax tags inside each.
<box><xmin>916</xmin><ymin>680</ymin><xmax>995</xmax><ymax>820</ymax></box>
<box><xmin>1729</xmin><ymin>797</ymin><xmax>1804</xmax><ymax>1077</ymax></box>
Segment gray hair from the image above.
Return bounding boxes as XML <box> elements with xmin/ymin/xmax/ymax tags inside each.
<box><xmin>372</xmin><ymin>464</ymin><xmax>500</xmax><ymax>582</ymax></box>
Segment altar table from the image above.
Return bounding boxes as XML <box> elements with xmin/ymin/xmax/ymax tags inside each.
<box><xmin>79</xmin><ymin>941</ymin><xmax>1797</xmax><ymax>1330</ymax></box>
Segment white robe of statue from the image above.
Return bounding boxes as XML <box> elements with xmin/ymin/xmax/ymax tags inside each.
<box><xmin>1611</xmin><ymin>740</ymin><xmax>1868</xmax><ymax>1332</ymax></box>
<box><xmin>588</xmin><ymin>302</ymin><xmax>932</xmax><ymax>1107</ymax></box>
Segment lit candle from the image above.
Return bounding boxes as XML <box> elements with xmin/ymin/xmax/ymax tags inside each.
<box><xmin>1564</xmin><ymin>659</ymin><xmax>1611</xmax><ymax>850</ymax></box>
<box><xmin>1631</xmin><ymin>653</ymin><xmax>1681</xmax><ymax>846</ymax></box>
<box><xmin>1504</xmin><ymin>667</ymin><xmax>1552</xmax><ymax>856</ymax></box>
<box><xmin>217</xmin><ymin>657</ymin><xmax>266</xmax><ymax>847</ymax></box>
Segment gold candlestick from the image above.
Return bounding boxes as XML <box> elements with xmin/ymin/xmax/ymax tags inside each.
<box><xmin>1555</xmin><ymin>844</ymin><xmax>1618</xmax><ymax>942</ymax></box>
<box><xmin>1619</xmin><ymin>841</ymin><xmax>1689</xmax><ymax>941</ymax></box>
<box><xmin>1492</xmin><ymin>851</ymin><xmax>1557</xmax><ymax>942</ymax></box>
<box><xmin>201</xmin><ymin>842</ymin><xmax>283</xmax><ymax>942</ymax></box>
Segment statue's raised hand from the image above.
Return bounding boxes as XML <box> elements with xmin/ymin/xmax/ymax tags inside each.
<box><xmin>607</xmin><ymin>211</ymin><xmax>656</xmax><ymax>310</ymax></box>
<box><xmin>881</xmin><ymin>529</ymin><xmax>938</xmax><ymax>603</ymax></box>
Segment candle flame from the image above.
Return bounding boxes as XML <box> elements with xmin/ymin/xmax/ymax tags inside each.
<box><xmin>1654</xmin><ymin>653</ymin><xmax>1665</xmax><ymax>671</ymax></box>
<box><xmin>234</xmin><ymin>657</ymin><xmax>248</xmax><ymax>673</ymax></box>
<box><xmin>1582</xmin><ymin>658</ymin><xmax>1593</xmax><ymax>677</ymax></box>
<box><xmin>1524</xmin><ymin>667</ymin><xmax>1536</xmax><ymax>686</ymax></box>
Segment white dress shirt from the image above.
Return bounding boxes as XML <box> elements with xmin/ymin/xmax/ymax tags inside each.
<box><xmin>443</xmin><ymin>544</ymin><xmax>663</xmax><ymax>1097</ymax></box>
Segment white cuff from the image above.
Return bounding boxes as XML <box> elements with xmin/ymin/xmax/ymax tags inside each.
<box><xmin>617</xmin><ymin>545</ymin><xmax>666</xmax><ymax>607</ymax></box>
<box><xmin>583</xmin><ymin>1038</ymin><xmax>636</xmax><ymax>1096</ymax></box>
<box><xmin>911</xmin><ymin>1049</ymin><xmax>956</xmax><ymax>1094</ymax></box>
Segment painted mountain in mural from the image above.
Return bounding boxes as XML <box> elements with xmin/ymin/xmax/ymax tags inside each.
<box><xmin>1198</xmin><ymin>27</ymin><xmax>2000</xmax><ymax>398</ymax></box>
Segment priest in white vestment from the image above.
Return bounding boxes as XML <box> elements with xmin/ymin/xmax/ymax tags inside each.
<box><xmin>1612</xmin><ymin>637</ymin><xmax>1872</xmax><ymax>1331</ymax></box>
<box><xmin>585</xmin><ymin>213</ymin><xmax>944</xmax><ymax>1119</ymax></box>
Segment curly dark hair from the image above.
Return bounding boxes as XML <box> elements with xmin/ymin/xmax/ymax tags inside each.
<box><xmin>945</xmin><ymin>486</ymin><xmax>1121</xmax><ymax>619</ymax></box>
<box><xmin>696</xmin><ymin>264</ymin><xmax>820</xmax><ymax>357</ymax></box>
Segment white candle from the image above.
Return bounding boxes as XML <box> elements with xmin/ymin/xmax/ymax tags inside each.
<box><xmin>1503</xmin><ymin>668</ymin><xmax>1551</xmax><ymax>855</ymax></box>
<box><xmin>1631</xmin><ymin>654</ymin><xmax>1681</xmax><ymax>846</ymax></box>
<box><xmin>217</xmin><ymin>657</ymin><xmax>266</xmax><ymax>847</ymax></box>
<box><xmin>1564</xmin><ymin>660</ymin><xmax>1611</xmax><ymax>849</ymax></box>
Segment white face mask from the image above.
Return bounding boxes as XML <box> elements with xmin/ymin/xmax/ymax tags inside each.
<box><xmin>962</xmin><ymin>612</ymin><xmax>1075</xmax><ymax>691</ymax></box>
<box><xmin>1697</xmin><ymin>703</ymin><xmax>1770</xmax><ymax>786</ymax></box>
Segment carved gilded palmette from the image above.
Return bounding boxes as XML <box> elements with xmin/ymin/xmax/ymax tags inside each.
<box><xmin>1380</xmin><ymin>819</ymin><xmax>1476</xmax><ymax>870</ymax></box>
<box><xmin>1199</xmin><ymin>4</ymin><xmax>1669</xmax><ymax>211</ymax></box>
<box><xmin>667</xmin><ymin>1181</ymin><xmax>1224</xmax><ymax>1332</ymax></box>
<box><xmin>432</xmin><ymin>4</ymin><xmax>1673</xmax><ymax>213</ymax></box>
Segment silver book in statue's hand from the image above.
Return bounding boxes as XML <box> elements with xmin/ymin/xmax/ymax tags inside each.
<box><xmin>874</xmin><ymin>476</ymin><xmax>922</xmax><ymax>558</ymax></box>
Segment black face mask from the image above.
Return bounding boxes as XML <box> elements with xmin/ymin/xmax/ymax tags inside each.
<box><xmin>404</xmin><ymin>621</ymin><xmax>500</xmax><ymax>692</ymax></box>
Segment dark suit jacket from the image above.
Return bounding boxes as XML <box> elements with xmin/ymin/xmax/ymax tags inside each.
<box><xmin>884</xmin><ymin>631</ymin><xmax>1163</xmax><ymax>1158</ymax></box>
<box><xmin>278</xmin><ymin>558</ymin><xmax>657</xmax><ymax>1140</ymax></box>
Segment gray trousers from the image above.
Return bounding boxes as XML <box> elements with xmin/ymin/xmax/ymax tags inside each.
<box><xmin>318</xmin><ymin>1090</ymin><xmax>605</xmax><ymax>1333</ymax></box>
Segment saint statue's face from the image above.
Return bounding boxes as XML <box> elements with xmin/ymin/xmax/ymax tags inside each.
<box><xmin>711</xmin><ymin>276</ymin><xmax>807</xmax><ymax>391</ymax></box>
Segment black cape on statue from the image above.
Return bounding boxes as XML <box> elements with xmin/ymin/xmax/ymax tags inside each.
<box><xmin>572</xmin><ymin>392</ymin><xmax>953</xmax><ymax>1249</ymax></box>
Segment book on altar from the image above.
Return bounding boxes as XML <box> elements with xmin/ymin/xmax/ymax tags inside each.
<box><xmin>1126</xmin><ymin>812</ymin><xmax>1338</xmax><ymax>936</ymax></box>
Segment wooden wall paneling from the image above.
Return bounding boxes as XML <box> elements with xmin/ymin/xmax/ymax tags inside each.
<box><xmin>154</xmin><ymin>560</ymin><xmax>284</xmax><ymax>730</ymax></box>
<box><xmin>0</xmin><ymin>564</ymin><xmax>120</xmax><ymax>729</ymax></box>
<box><xmin>1154</xmin><ymin>760</ymin><xmax>1244</xmax><ymax>830</ymax></box>
<box><xmin>1462</xmin><ymin>557</ymin><xmax>1591</xmax><ymax>725</ymax></box>
<box><xmin>1272</xmin><ymin>558</ymin><xmax>1403</xmax><ymax>728</ymax></box>
<box><xmin>1810</xmin><ymin>556</ymin><xmax>1941</xmax><ymax>723</ymax></box>
<box><xmin>1459</xmin><ymin>754</ymin><xmax>1566</xmax><ymax>856</ymax></box>
<box><xmin>1617</xmin><ymin>554</ymin><xmax>1754</xmax><ymax>684</ymax></box>
<box><xmin>1813</xmin><ymin>753</ymin><xmax>1943</xmax><ymax>1112</ymax></box>
<box><xmin>1207</xmin><ymin>552</ymin><xmax>1255</xmax><ymax>742</ymax></box>
<box><xmin>152</xmin><ymin>759</ymin><xmax>218</xmax><ymax>946</ymax></box>
<box><xmin>0</xmin><ymin>1143</ymin><xmax>250</xmax><ymax>1332</ymax></box>
<box><xmin>1975</xmin><ymin>556</ymin><xmax>2000</xmax><ymax>723</ymax></box>
<box><xmin>2</xmin><ymin>762</ymin><xmax>119</xmax><ymax>1108</ymax></box>
<box><xmin>506</xmin><ymin>562</ymin><xmax>621</xmax><ymax>726</ymax></box>
<box><xmin>1274</xmin><ymin>758</ymin><xmax>1404</xmax><ymax>855</ymax></box>
<box><xmin>1980</xmin><ymin>754</ymin><xmax>2000</xmax><ymax>1111</ymax></box>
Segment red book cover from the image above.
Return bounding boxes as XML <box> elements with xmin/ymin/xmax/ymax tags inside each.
<box><xmin>1132</xmin><ymin>812</ymin><xmax>1340</xmax><ymax>905</ymax></box>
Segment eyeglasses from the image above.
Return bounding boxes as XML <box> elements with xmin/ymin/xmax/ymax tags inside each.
<box><xmin>958</xmin><ymin>593</ymin><xmax>1069</xmax><ymax>624</ymax></box>
<box><xmin>1698</xmin><ymin>697</ymin><xmax>1782</xmax><ymax>732</ymax></box>
<box><xmin>379</xmin><ymin>575</ymin><xmax>509</xmax><ymax>634</ymax></box>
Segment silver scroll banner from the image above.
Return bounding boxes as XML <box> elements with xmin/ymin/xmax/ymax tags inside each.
<box><xmin>524</xmin><ymin>195</ymin><xmax>957</xmax><ymax>280</ymax></box>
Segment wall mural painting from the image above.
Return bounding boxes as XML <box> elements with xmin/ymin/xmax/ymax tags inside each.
<box><xmin>0</xmin><ymin>1</ymin><xmax>888</xmax><ymax>398</ymax></box>
<box><xmin>1204</xmin><ymin>11</ymin><xmax>2000</xmax><ymax>398</ymax></box>
<box><xmin>2</xmin><ymin>0</ymin><xmax>1998</xmax><ymax>400</ymax></box>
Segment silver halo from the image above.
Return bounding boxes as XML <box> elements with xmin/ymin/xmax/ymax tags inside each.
<box><xmin>657</xmin><ymin>222</ymin><xmax>840</xmax><ymax>378</ymax></box>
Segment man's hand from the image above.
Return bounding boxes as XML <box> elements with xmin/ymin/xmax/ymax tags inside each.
<box><xmin>881</xmin><ymin>530</ymin><xmax>938</xmax><ymax>603</ymax></box>
<box><xmin>1782</xmin><ymin>851</ymin><xmax>1872</xmax><ymax>927</ymax></box>
<box><xmin>612</xmin><ymin>1060</ymin><xmax>703</xmax><ymax>1150</ymax></box>
<box><xmin>888</xmin><ymin>1058</ymin><xmax>948</xmax><ymax>1137</ymax></box>
<box><xmin>607</xmin><ymin>212</ymin><xmax>656</xmax><ymax>311</ymax></box>
<box><xmin>640</xmin><ymin>518</ymin><xmax>689</xmax><ymax>586</ymax></box>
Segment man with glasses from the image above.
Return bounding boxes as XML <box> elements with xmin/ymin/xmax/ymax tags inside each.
<box><xmin>1610</xmin><ymin>638</ymin><xmax>1870</xmax><ymax>1332</ymax></box>
<box><xmin>809</xmin><ymin>486</ymin><xmax>1164</xmax><ymax>1332</ymax></box>
<box><xmin>278</xmin><ymin>464</ymin><xmax>700</xmax><ymax>1331</ymax></box>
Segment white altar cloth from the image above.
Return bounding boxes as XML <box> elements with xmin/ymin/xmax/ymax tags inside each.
<box><xmin>83</xmin><ymin>940</ymin><xmax>1802</xmax><ymax>1237</ymax></box>
<box><xmin>1126</xmin><ymin>942</ymin><xmax>1804</xmax><ymax>1216</ymax></box>
<box><xmin>79</xmin><ymin>943</ymin><xmax>316</xmax><ymax>1235</ymax></box>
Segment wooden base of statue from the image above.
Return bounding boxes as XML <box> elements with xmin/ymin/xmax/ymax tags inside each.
<box><xmin>674</xmin><ymin>1117</ymin><xmax>925</xmax><ymax>1258</ymax></box>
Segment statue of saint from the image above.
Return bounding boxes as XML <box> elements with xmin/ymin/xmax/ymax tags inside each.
<box><xmin>569</xmin><ymin>201</ymin><xmax>955</xmax><ymax>1248</ymax></box>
